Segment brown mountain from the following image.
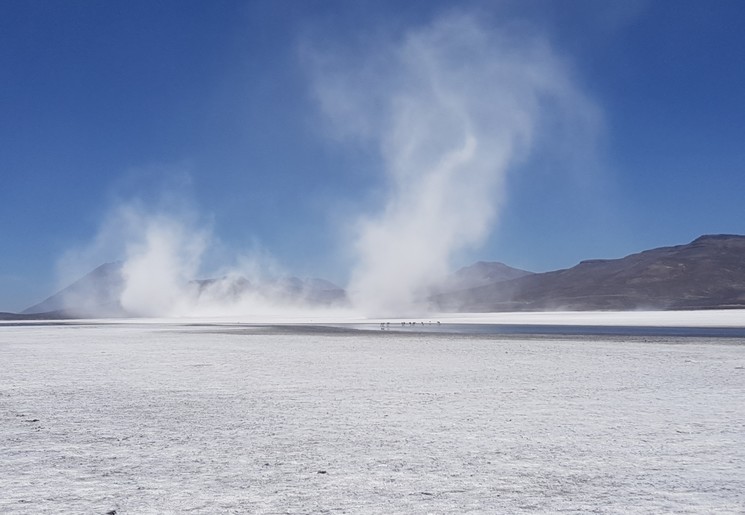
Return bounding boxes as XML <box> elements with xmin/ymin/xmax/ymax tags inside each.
<box><xmin>434</xmin><ymin>235</ymin><xmax>745</xmax><ymax>311</ymax></box>
<box><xmin>11</xmin><ymin>234</ymin><xmax>745</xmax><ymax>318</ymax></box>
<box><xmin>436</xmin><ymin>261</ymin><xmax>534</xmax><ymax>293</ymax></box>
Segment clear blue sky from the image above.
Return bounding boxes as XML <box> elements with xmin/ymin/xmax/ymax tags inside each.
<box><xmin>1</xmin><ymin>0</ymin><xmax>744</xmax><ymax>312</ymax></box>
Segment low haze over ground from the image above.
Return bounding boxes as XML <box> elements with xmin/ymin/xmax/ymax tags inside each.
<box><xmin>1</xmin><ymin>1</ymin><xmax>744</xmax><ymax>312</ymax></box>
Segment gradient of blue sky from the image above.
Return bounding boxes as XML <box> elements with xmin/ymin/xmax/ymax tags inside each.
<box><xmin>1</xmin><ymin>0</ymin><xmax>744</xmax><ymax>312</ymax></box>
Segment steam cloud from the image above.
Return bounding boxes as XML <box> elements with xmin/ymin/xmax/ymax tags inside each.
<box><xmin>309</xmin><ymin>13</ymin><xmax>598</xmax><ymax>315</ymax></box>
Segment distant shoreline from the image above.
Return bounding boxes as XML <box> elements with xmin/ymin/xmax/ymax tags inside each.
<box><xmin>2</xmin><ymin>310</ymin><xmax>745</xmax><ymax>338</ymax></box>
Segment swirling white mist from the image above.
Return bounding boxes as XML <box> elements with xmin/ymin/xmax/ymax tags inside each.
<box><xmin>57</xmin><ymin>201</ymin><xmax>347</xmax><ymax>318</ymax></box>
<box><xmin>309</xmin><ymin>12</ymin><xmax>599</xmax><ymax>316</ymax></box>
<box><xmin>57</xmin><ymin>11</ymin><xmax>598</xmax><ymax>319</ymax></box>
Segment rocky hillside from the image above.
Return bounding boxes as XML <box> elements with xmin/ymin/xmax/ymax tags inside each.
<box><xmin>436</xmin><ymin>261</ymin><xmax>533</xmax><ymax>293</ymax></box>
<box><xmin>434</xmin><ymin>235</ymin><xmax>745</xmax><ymax>311</ymax></box>
<box><xmin>14</xmin><ymin>234</ymin><xmax>745</xmax><ymax>317</ymax></box>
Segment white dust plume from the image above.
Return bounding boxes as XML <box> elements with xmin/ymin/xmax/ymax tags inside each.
<box><xmin>57</xmin><ymin>201</ymin><xmax>348</xmax><ymax>318</ymax></box>
<box><xmin>309</xmin><ymin>13</ymin><xmax>598</xmax><ymax>316</ymax></box>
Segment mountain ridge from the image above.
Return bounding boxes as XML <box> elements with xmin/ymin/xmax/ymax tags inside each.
<box><xmin>433</xmin><ymin>234</ymin><xmax>745</xmax><ymax>311</ymax></box>
<box><xmin>22</xmin><ymin>263</ymin><xmax>347</xmax><ymax>318</ymax></box>
<box><xmin>10</xmin><ymin>234</ymin><xmax>745</xmax><ymax>319</ymax></box>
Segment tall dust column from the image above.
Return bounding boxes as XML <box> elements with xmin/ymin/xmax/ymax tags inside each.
<box><xmin>309</xmin><ymin>13</ymin><xmax>598</xmax><ymax>315</ymax></box>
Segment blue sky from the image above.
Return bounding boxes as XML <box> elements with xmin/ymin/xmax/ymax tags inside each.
<box><xmin>1</xmin><ymin>0</ymin><xmax>744</xmax><ymax>312</ymax></box>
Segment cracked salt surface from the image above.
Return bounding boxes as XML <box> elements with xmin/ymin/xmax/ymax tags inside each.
<box><xmin>1</xmin><ymin>323</ymin><xmax>744</xmax><ymax>513</ymax></box>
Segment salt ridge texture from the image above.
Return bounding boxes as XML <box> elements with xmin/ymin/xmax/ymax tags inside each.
<box><xmin>1</xmin><ymin>322</ymin><xmax>744</xmax><ymax>513</ymax></box>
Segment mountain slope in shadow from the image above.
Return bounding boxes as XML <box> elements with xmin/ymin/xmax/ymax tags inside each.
<box><xmin>434</xmin><ymin>235</ymin><xmax>745</xmax><ymax>311</ymax></box>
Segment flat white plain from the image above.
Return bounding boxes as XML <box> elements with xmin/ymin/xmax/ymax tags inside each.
<box><xmin>1</xmin><ymin>321</ymin><xmax>744</xmax><ymax>513</ymax></box>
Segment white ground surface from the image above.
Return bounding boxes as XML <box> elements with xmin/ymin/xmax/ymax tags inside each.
<box><xmin>2</xmin><ymin>322</ymin><xmax>744</xmax><ymax>513</ymax></box>
<box><xmin>11</xmin><ymin>308</ymin><xmax>745</xmax><ymax>328</ymax></box>
<box><xmin>438</xmin><ymin>309</ymin><xmax>745</xmax><ymax>328</ymax></box>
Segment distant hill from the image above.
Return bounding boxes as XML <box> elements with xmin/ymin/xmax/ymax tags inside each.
<box><xmin>22</xmin><ymin>262</ymin><xmax>347</xmax><ymax>318</ymax></box>
<box><xmin>23</xmin><ymin>262</ymin><xmax>125</xmax><ymax>317</ymax></box>
<box><xmin>192</xmin><ymin>274</ymin><xmax>347</xmax><ymax>307</ymax></box>
<box><xmin>434</xmin><ymin>235</ymin><xmax>745</xmax><ymax>311</ymax></box>
<box><xmin>0</xmin><ymin>310</ymin><xmax>75</xmax><ymax>321</ymax></box>
<box><xmin>13</xmin><ymin>234</ymin><xmax>745</xmax><ymax>318</ymax></box>
<box><xmin>437</xmin><ymin>261</ymin><xmax>534</xmax><ymax>293</ymax></box>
